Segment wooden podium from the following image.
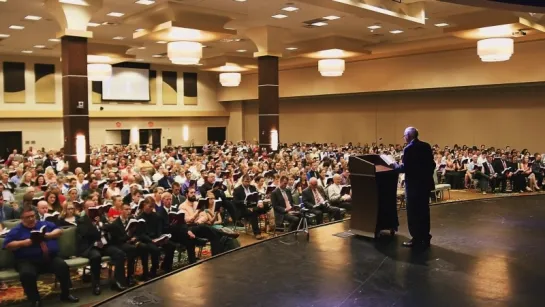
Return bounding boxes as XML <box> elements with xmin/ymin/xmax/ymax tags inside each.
<box><xmin>348</xmin><ymin>155</ymin><xmax>399</xmax><ymax>238</ymax></box>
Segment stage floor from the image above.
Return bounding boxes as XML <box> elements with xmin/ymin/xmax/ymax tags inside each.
<box><xmin>97</xmin><ymin>195</ymin><xmax>545</xmax><ymax>307</ymax></box>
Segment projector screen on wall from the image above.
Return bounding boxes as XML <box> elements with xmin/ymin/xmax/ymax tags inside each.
<box><xmin>102</xmin><ymin>67</ymin><xmax>150</xmax><ymax>101</ymax></box>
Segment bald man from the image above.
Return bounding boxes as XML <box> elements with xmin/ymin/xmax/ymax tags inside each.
<box><xmin>36</xmin><ymin>201</ymin><xmax>49</xmax><ymax>222</ymax></box>
<box><xmin>301</xmin><ymin>177</ymin><xmax>341</xmax><ymax>224</ymax></box>
<box><xmin>395</xmin><ymin>127</ymin><xmax>435</xmax><ymax>249</ymax></box>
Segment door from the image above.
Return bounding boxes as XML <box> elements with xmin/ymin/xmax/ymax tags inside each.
<box><xmin>120</xmin><ymin>130</ymin><xmax>130</xmax><ymax>145</ymax></box>
<box><xmin>0</xmin><ymin>131</ymin><xmax>23</xmax><ymax>160</ymax></box>
<box><xmin>150</xmin><ymin>129</ymin><xmax>162</xmax><ymax>149</ymax></box>
<box><xmin>207</xmin><ymin>127</ymin><xmax>226</xmax><ymax>144</ymax></box>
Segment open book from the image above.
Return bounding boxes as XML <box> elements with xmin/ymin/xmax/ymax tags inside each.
<box><xmin>0</xmin><ymin>228</ymin><xmax>10</xmax><ymax>237</ymax></box>
<box><xmin>32</xmin><ymin>195</ymin><xmax>45</xmax><ymax>206</ymax></box>
<box><xmin>152</xmin><ymin>233</ymin><xmax>172</xmax><ymax>244</ymax></box>
<box><xmin>125</xmin><ymin>218</ymin><xmax>145</xmax><ymax>232</ymax></box>
<box><xmin>326</xmin><ymin>177</ymin><xmax>334</xmax><ymax>186</ymax></box>
<box><xmin>245</xmin><ymin>192</ymin><xmax>260</xmax><ymax>204</ymax></box>
<box><xmin>380</xmin><ymin>154</ymin><xmax>396</xmax><ymax>166</ymax></box>
<box><xmin>44</xmin><ymin>212</ymin><xmax>60</xmax><ymax>223</ymax></box>
<box><xmin>168</xmin><ymin>211</ymin><xmax>185</xmax><ymax>225</ymax></box>
<box><xmin>501</xmin><ymin>167</ymin><xmax>512</xmax><ymax>174</ymax></box>
<box><xmin>88</xmin><ymin>203</ymin><xmax>112</xmax><ymax>220</ymax></box>
<box><xmin>265</xmin><ymin>185</ymin><xmax>276</xmax><ymax>195</ymax></box>
<box><xmin>340</xmin><ymin>185</ymin><xmax>351</xmax><ymax>196</ymax></box>
<box><xmin>30</xmin><ymin>225</ymin><xmax>47</xmax><ymax>243</ymax></box>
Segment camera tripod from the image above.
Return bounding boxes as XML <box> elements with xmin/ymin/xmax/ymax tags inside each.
<box><xmin>295</xmin><ymin>207</ymin><xmax>310</xmax><ymax>242</ymax></box>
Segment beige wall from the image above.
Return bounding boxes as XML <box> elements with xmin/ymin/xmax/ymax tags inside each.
<box><xmin>242</xmin><ymin>85</ymin><xmax>545</xmax><ymax>152</ymax></box>
<box><xmin>219</xmin><ymin>39</ymin><xmax>545</xmax><ymax>102</ymax></box>
<box><xmin>226</xmin><ymin>101</ymin><xmax>244</xmax><ymax>143</ymax></box>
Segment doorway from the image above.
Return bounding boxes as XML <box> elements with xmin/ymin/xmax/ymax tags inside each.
<box><xmin>139</xmin><ymin>129</ymin><xmax>162</xmax><ymax>150</ymax></box>
<box><xmin>0</xmin><ymin>131</ymin><xmax>23</xmax><ymax>160</ymax></box>
<box><xmin>207</xmin><ymin>127</ymin><xmax>226</xmax><ymax>144</ymax></box>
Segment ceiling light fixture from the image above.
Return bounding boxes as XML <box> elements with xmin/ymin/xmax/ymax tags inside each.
<box><xmin>137</xmin><ymin>46</ymin><xmax>146</xmax><ymax>50</ymax></box>
<box><xmin>135</xmin><ymin>28</ymin><xmax>144</xmax><ymax>32</ymax></box>
<box><xmin>59</xmin><ymin>0</ymin><xmax>89</xmax><ymax>5</ymax></box>
<box><xmin>152</xmin><ymin>54</ymin><xmax>162</xmax><ymax>58</ymax></box>
<box><xmin>272</xmin><ymin>14</ymin><xmax>288</xmax><ymax>19</ymax></box>
<box><xmin>318</xmin><ymin>59</ymin><xmax>345</xmax><ymax>77</ymax></box>
<box><xmin>9</xmin><ymin>25</ymin><xmax>25</xmax><ymax>30</ymax></box>
<box><xmin>477</xmin><ymin>38</ymin><xmax>514</xmax><ymax>62</ymax></box>
<box><xmin>156</xmin><ymin>40</ymin><xmax>167</xmax><ymax>44</ymax></box>
<box><xmin>48</xmin><ymin>38</ymin><xmax>60</xmax><ymax>42</ymax></box>
<box><xmin>34</xmin><ymin>45</ymin><xmax>46</xmax><ymax>49</ymax></box>
<box><xmin>390</xmin><ymin>30</ymin><xmax>403</xmax><ymax>34</ymax></box>
<box><xmin>135</xmin><ymin>0</ymin><xmax>155</xmax><ymax>5</ymax></box>
<box><xmin>233</xmin><ymin>0</ymin><xmax>247</xmax><ymax>2</ymax></box>
<box><xmin>24</xmin><ymin>15</ymin><xmax>42</xmax><ymax>21</ymax></box>
<box><xmin>219</xmin><ymin>72</ymin><xmax>241</xmax><ymax>87</ymax></box>
<box><xmin>168</xmin><ymin>41</ymin><xmax>202</xmax><ymax>65</ymax></box>
<box><xmin>107</xmin><ymin>12</ymin><xmax>125</xmax><ymax>17</ymax></box>
<box><xmin>368</xmin><ymin>25</ymin><xmax>381</xmax><ymax>30</ymax></box>
<box><xmin>311</xmin><ymin>22</ymin><xmax>328</xmax><ymax>27</ymax></box>
<box><xmin>0</xmin><ymin>34</ymin><xmax>10</xmax><ymax>38</ymax></box>
<box><xmin>113</xmin><ymin>36</ymin><xmax>125</xmax><ymax>40</ymax></box>
<box><xmin>286</xmin><ymin>47</ymin><xmax>298</xmax><ymax>50</ymax></box>
<box><xmin>236</xmin><ymin>49</ymin><xmax>247</xmax><ymax>52</ymax></box>
<box><xmin>282</xmin><ymin>6</ymin><xmax>299</xmax><ymax>12</ymax></box>
<box><xmin>88</xmin><ymin>22</ymin><xmax>100</xmax><ymax>27</ymax></box>
<box><xmin>323</xmin><ymin>16</ymin><xmax>340</xmax><ymax>20</ymax></box>
<box><xmin>434</xmin><ymin>23</ymin><xmax>449</xmax><ymax>27</ymax></box>
<box><xmin>21</xmin><ymin>50</ymin><xmax>33</xmax><ymax>54</ymax></box>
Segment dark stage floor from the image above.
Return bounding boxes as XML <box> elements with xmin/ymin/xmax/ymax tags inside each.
<box><xmin>97</xmin><ymin>195</ymin><xmax>545</xmax><ymax>307</ymax></box>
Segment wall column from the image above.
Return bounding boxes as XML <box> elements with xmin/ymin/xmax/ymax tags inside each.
<box><xmin>257</xmin><ymin>56</ymin><xmax>279</xmax><ymax>151</ymax></box>
<box><xmin>61</xmin><ymin>36</ymin><xmax>90</xmax><ymax>172</ymax></box>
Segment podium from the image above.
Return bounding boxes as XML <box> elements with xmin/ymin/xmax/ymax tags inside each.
<box><xmin>348</xmin><ymin>155</ymin><xmax>399</xmax><ymax>238</ymax></box>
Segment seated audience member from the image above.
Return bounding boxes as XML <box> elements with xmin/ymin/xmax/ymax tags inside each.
<box><xmin>302</xmin><ymin>178</ymin><xmax>342</xmax><ymax>224</ymax></box>
<box><xmin>271</xmin><ymin>176</ymin><xmax>300</xmax><ymax>231</ymax></box>
<box><xmin>3</xmin><ymin>206</ymin><xmax>79</xmax><ymax>306</ymax></box>
<box><xmin>157</xmin><ymin>169</ymin><xmax>175</xmax><ymax>190</ymax></box>
<box><xmin>481</xmin><ymin>155</ymin><xmax>498</xmax><ymax>194</ymax></box>
<box><xmin>170</xmin><ymin>182</ymin><xmax>185</xmax><ymax>209</ymax></box>
<box><xmin>531</xmin><ymin>154</ymin><xmax>544</xmax><ymax>189</ymax></box>
<box><xmin>0</xmin><ymin>193</ymin><xmax>20</xmax><ymax>221</ymax></box>
<box><xmin>233</xmin><ymin>175</ymin><xmax>268</xmax><ymax>239</ymax></box>
<box><xmin>0</xmin><ymin>184</ymin><xmax>14</xmax><ymax>204</ymax></box>
<box><xmin>326</xmin><ymin>174</ymin><xmax>352</xmax><ymax>210</ymax></box>
<box><xmin>58</xmin><ymin>202</ymin><xmax>79</xmax><ymax>227</ymax></box>
<box><xmin>136</xmin><ymin>197</ymin><xmax>176</xmax><ymax>278</ymax></box>
<box><xmin>107</xmin><ymin>195</ymin><xmax>124</xmax><ymax>222</ymax></box>
<box><xmin>520</xmin><ymin>156</ymin><xmax>537</xmax><ymax>191</ymax></box>
<box><xmin>492</xmin><ymin>154</ymin><xmax>510</xmax><ymax>193</ymax></box>
<box><xmin>76</xmin><ymin>200</ymin><xmax>128</xmax><ymax>295</ymax></box>
<box><xmin>199</xmin><ymin>172</ymin><xmax>237</xmax><ymax>222</ymax></box>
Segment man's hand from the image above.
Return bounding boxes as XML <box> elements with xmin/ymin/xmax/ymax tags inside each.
<box><xmin>12</xmin><ymin>202</ymin><xmax>19</xmax><ymax>212</ymax></box>
<box><xmin>94</xmin><ymin>216</ymin><xmax>100</xmax><ymax>224</ymax></box>
<box><xmin>96</xmin><ymin>241</ymin><xmax>104</xmax><ymax>248</ymax></box>
<box><xmin>129</xmin><ymin>237</ymin><xmax>137</xmax><ymax>243</ymax></box>
<box><xmin>188</xmin><ymin>231</ymin><xmax>195</xmax><ymax>239</ymax></box>
<box><xmin>257</xmin><ymin>201</ymin><xmax>264</xmax><ymax>208</ymax></box>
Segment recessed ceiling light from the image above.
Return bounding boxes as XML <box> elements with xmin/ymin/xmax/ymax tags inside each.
<box><xmin>156</xmin><ymin>41</ymin><xmax>167</xmax><ymax>44</ymax></box>
<box><xmin>434</xmin><ymin>23</ymin><xmax>449</xmax><ymax>27</ymax></box>
<box><xmin>282</xmin><ymin>6</ymin><xmax>299</xmax><ymax>12</ymax></box>
<box><xmin>24</xmin><ymin>15</ymin><xmax>42</xmax><ymax>21</ymax></box>
<box><xmin>34</xmin><ymin>45</ymin><xmax>46</xmax><ymax>49</ymax></box>
<box><xmin>272</xmin><ymin>14</ymin><xmax>288</xmax><ymax>19</ymax></box>
<box><xmin>113</xmin><ymin>36</ymin><xmax>125</xmax><ymax>40</ymax></box>
<box><xmin>286</xmin><ymin>47</ymin><xmax>298</xmax><ymax>50</ymax></box>
<box><xmin>59</xmin><ymin>0</ymin><xmax>88</xmax><ymax>4</ymax></box>
<box><xmin>135</xmin><ymin>28</ymin><xmax>144</xmax><ymax>32</ymax></box>
<box><xmin>135</xmin><ymin>0</ymin><xmax>155</xmax><ymax>5</ymax></box>
<box><xmin>9</xmin><ymin>25</ymin><xmax>24</xmax><ymax>30</ymax></box>
<box><xmin>0</xmin><ymin>34</ymin><xmax>10</xmax><ymax>38</ymax></box>
<box><xmin>368</xmin><ymin>25</ymin><xmax>382</xmax><ymax>30</ymax></box>
<box><xmin>136</xmin><ymin>59</ymin><xmax>144</xmax><ymax>61</ymax></box>
<box><xmin>236</xmin><ymin>49</ymin><xmax>247</xmax><ymax>52</ymax></box>
<box><xmin>107</xmin><ymin>12</ymin><xmax>125</xmax><ymax>17</ymax></box>
<box><xmin>88</xmin><ymin>22</ymin><xmax>100</xmax><ymax>27</ymax></box>
<box><xmin>21</xmin><ymin>50</ymin><xmax>32</xmax><ymax>54</ymax></box>
<box><xmin>311</xmin><ymin>22</ymin><xmax>328</xmax><ymax>27</ymax></box>
<box><xmin>48</xmin><ymin>38</ymin><xmax>60</xmax><ymax>42</ymax></box>
<box><xmin>137</xmin><ymin>46</ymin><xmax>146</xmax><ymax>50</ymax></box>
<box><xmin>425</xmin><ymin>17</ymin><xmax>429</xmax><ymax>20</ymax></box>
<box><xmin>390</xmin><ymin>30</ymin><xmax>403</xmax><ymax>34</ymax></box>
<box><xmin>233</xmin><ymin>0</ymin><xmax>247</xmax><ymax>2</ymax></box>
<box><xmin>152</xmin><ymin>54</ymin><xmax>162</xmax><ymax>58</ymax></box>
<box><xmin>323</xmin><ymin>16</ymin><xmax>340</xmax><ymax>20</ymax></box>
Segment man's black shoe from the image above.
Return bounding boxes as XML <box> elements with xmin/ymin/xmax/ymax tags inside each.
<box><xmin>60</xmin><ymin>294</ymin><xmax>80</xmax><ymax>303</ymax></box>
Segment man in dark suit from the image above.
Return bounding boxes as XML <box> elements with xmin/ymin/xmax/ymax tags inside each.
<box><xmin>492</xmin><ymin>154</ymin><xmax>510</xmax><ymax>193</ymax></box>
<box><xmin>157</xmin><ymin>169</ymin><xmax>174</xmax><ymax>190</ymax></box>
<box><xmin>271</xmin><ymin>176</ymin><xmax>300</xmax><ymax>231</ymax></box>
<box><xmin>0</xmin><ymin>194</ymin><xmax>20</xmax><ymax>222</ymax></box>
<box><xmin>232</xmin><ymin>175</ymin><xmax>267</xmax><ymax>239</ymax></box>
<box><xmin>395</xmin><ymin>127</ymin><xmax>435</xmax><ymax>248</ymax></box>
<box><xmin>171</xmin><ymin>182</ymin><xmax>185</xmax><ymax>209</ymax></box>
<box><xmin>482</xmin><ymin>156</ymin><xmax>499</xmax><ymax>192</ymax></box>
<box><xmin>301</xmin><ymin>178</ymin><xmax>341</xmax><ymax>224</ymax></box>
<box><xmin>76</xmin><ymin>200</ymin><xmax>127</xmax><ymax>295</ymax></box>
<box><xmin>199</xmin><ymin>172</ymin><xmax>238</xmax><ymax>223</ymax></box>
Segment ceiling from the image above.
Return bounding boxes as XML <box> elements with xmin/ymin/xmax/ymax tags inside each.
<box><xmin>0</xmin><ymin>0</ymin><xmax>544</xmax><ymax>72</ymax></box>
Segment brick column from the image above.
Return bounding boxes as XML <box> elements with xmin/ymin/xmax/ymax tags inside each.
<box><xmin>61</xmin><ymin>36</ymin><xmax>90</xmax><ymax>173</ymax></box>
<box><xmin>257</xmin><ymin>56</ymin><xmax>279</xmax><ymax>151</ymax></box>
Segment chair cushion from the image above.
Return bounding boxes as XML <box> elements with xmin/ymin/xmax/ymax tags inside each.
<box><xmin>0</xmin><ymin>269</ymin><xmax>18</xmax><ymax>281</ymax></box>
<box><xmin>435</xmin><ymin>184</ymin><xmax>451</xmax><ymax>190</ymax></box>
<box><xmin>0</xmin><ymin>238</ymin><xmax>15</xmax><ymax>269</ymax></box>
<box><xmin>64</xmin><ymin>257</ymin><xmax>89</xmax><ymax>268</ymax></box>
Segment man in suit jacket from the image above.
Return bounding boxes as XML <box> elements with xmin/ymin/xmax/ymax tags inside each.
<box><xmin>199</xmin><ymin>172</ymin><xmax>237</xmax><ymax>223</ymax></box>
<box><xmin>271</xmin><ymin>176</ymin><xmax>300</xmax><ymax>232</ymax></box>
<box><xmin>482</xmin><ymin>156</ymin><xmax>499</xmax><ymax>192</ymax></box>
<box><xmin>301</xmin><ymin>178</ymin><xmax>341</xmax><ymax>224</ymax></box>
<box><xmin>395</xmin><ymin>127</ymin><xmax>435</xmax><ymax>248</ymax></box>
<box><xmin>233</xmin><ymin>175</ymin><xmax>267</xmax><ymax>239</ymax></box>
<box><xmin>0</xmin><ymin>194</ymin><xmax>20</xmax><ymax>222</ymax></box>
<box><xmin>492</xmin><ymin>154</ymin><xmax>510</xmax><ymax>193</ymax></box>
<box><xmin>171</xmin><ymin>182</ymin><xmax>185</xmax><ymax>209</ymax></box>
<box><xmin>157</xmin><ymin>169</ymin><xmax>175</xmax><ymax>190</ymax></box>
<box><xmin>76</xmin><ymin>200</ymin><xmax>127</xmax><ymax>295</ymax></box>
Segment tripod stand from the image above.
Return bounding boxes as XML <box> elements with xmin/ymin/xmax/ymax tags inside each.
<box><xmin>295</xmin><ymin>207</ymin><xmax>310</xmax><ymax>242</ymax></box>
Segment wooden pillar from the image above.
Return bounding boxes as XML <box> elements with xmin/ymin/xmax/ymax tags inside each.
<box><xmin>257</xmin><ymin>56</ymin><xmax>279</xmax><ymax>151</ymax></box>
<box><xmin>61</xmin><ymin>36</ymin><xmax>90</xmax><ymax>173</ymax></box>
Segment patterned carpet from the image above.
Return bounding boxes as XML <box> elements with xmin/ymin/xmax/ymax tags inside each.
<box><xmin>0</xmin><ymin>247</ymin><xmax>211</xmax><ymax>306</ymax></box>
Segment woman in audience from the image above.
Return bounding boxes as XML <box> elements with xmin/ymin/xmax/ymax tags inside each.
<box><xmin>66</xmin><ymin>187</ymin><xmax>80</xmax><ymax>204</ymax></box>
<box><xmin>519</xmin><ymin>156</ymin><xmax>536</xmax><ymax>191</ymax></box>
<box><xmin>19</xmin><ymin>171</ymin><xmax>34</xmax><ymax>188</ymax></box>
<box><xmin>107</xmin><ymin>195</ymin><xmax>124</xmax><ymax>222</ymax></box>
<box><xmin>317</xmin><ymin>169</ymin><xmax>328</xmax><ymax>189</ymax></box>
<box><xmin>105</xmin><ymin>180</ymin><xmax>121</xmax><ymax>200</ymax></box>
<box><xmin>254</xmin><ymin>175</ymin><xmax>266</xmax><ymax>195</ymax></box>
<box><xmin>45</xmin><ymin>191</ymin><xmax>62</xmax><ymax>213</ymax></box>
<box><xmin>35</xmin><ymin>174</ymin><xmax>46</xmax><ymax>188</ymax></box>
<box><xmin>44</xmin><ymin>166</ymin><xmax>57</xmax><ymax>184</ymax></box>
<box><xmin>58</xmin><ymin>201</ymin><xmax>79</xmax><ymax>226</ymax></box>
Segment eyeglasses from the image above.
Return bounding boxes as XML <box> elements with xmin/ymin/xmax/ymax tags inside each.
<box><xmin>22</xmin><ymin>215</ymin><xmax>36</xmax><ymax>220</ymax></box>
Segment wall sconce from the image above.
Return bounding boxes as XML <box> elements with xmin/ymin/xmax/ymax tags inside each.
<box><xmin>76</xmin><ymin>134</ymin><xmax>86</xmax><ymax>163</ymax></box>
<box><xmin>183</xmin><ymin>125</ymin><xmax>189</xmax><ymax>141</ymax></box>
<box><xmin>270</xmin><ymin>129</ymin><xmax>278</xmax><ymax>151</ymax></box>
<box><xmin>130</xmin><ymin>127</ymin><xmax>139</xmax><ymax>144</ymax></box>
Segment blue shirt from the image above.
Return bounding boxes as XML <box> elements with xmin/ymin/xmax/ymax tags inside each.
<box><xmin>2</xmin><ymin>221</ymin><xmax>60</xmax><ymax>260</ymax></box>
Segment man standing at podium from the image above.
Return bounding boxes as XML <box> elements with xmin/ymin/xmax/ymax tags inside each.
<box><xmin>395</xmin><ymin>127</ymin><xmax>435</xmax><ymax>248</ymax></box>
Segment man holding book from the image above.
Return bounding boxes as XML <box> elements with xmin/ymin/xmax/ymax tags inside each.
<box><xmin>232</xmin><ymin>175</ymin><xmax>267</xmax><ymax>239</ymax></box>
<box><xmin>3</xmin><ymin>206</ymin><xmax>79</xmax><ymax>307</ymax></box>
